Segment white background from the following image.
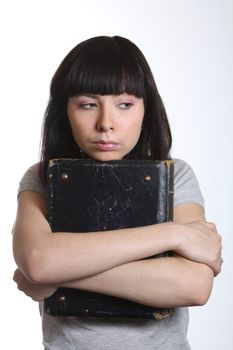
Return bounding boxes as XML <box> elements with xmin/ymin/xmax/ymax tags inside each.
<box><xmin>1</xmin><ymin>0</ymin><xmax>232</xmax><ymax>349</ymax></box>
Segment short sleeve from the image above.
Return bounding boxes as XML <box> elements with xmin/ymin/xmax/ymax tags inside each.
<box><xmin>173</xmin><ymin>159</ymin><xmax>204</xmax><ymax>208</ymax></box>
<box><xmin>18</xmin><ymin>163</ymin><xmax>46</xmax><ymax>198</ymax></box>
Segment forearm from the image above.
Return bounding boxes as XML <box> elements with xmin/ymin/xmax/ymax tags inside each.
<box><xmin>59</xmin><ymin>256</ymin><xmax>214</xmax><ymax>308</ymax></box>
<box><xmin>14</xmin><ymin>192</ymin><xmax>184</xmax><ymax>284</ymax></box>
<box><xmin>13</xmin><ymin>193</ymin><xmax>221</xmax><ymax>285</ymax></box>
<box><xmin>13</xmin><ymin>192</ymin><xmax>177</xmax><ymax>283</ymax></box>
<box><xmin>15</xmin><ymin>223</ymin><xmax>175</xmax><ymax>284</ymax></box>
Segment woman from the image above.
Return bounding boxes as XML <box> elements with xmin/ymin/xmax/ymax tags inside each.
<box><xmin>13</xmin><ymin>35</ymin><xmax>222</xmax><ymax>349</ymax></box>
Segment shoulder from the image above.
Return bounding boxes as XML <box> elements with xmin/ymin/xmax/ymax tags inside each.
<box><xmin>173</xmin><ymin>158</ymin><xmax>204</xmax><ymax>208</ymax></box>
<box><xmin>18</xmin><ymin>163</ymin><xmax>46</xmax><ymax>198</ymax></box>
<box><xmin>173</xmin><ymin>158</ymin><xmax>198</xmax><ymax>185</ymax></box>
<box><xmin>174</xmin><ymin>158</ymin><xmax>194</xmax><ymax>177</ymax></box>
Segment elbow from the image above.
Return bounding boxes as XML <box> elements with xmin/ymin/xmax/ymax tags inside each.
<box><xmin>18</xmin><ymin>249</ymin><xmax>52</xmax><ymax>285</ymax></box>
<box><xmin>188</xmin><ymin>266</ymin><xmax>214</xmax><ymax>306</ymax></box>
<box><xmin>191</xmin><ymin>287</ymin><xmax>212</xmax><ymax>306</ymax></box>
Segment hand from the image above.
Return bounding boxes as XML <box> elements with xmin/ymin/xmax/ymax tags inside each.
<box><xmin>13</xmin><ymin>268</ymin><xmax>57</xmax><ymax>301</ymax></box>
<box><xmin>174</xmin><ymin>221</ymin><xmax>222</xmax><ymax>276</ymax></box>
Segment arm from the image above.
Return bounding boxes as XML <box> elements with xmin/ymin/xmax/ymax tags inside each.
<box><xmin>13</xmin><ymin>257</ymin><xmax>214</xmax><ymax>306</ymax></box>
<box><xmin>62</xmin><ymin>257</ymin><xmax>214</xmax><ymax>308</ymax></box>
<box><xmin>13</xmin><ymin>191</ymin><xmax>221</xmax><ymax>306</ymax></box>
<box><xmin>13</xmin><ymin>191</ymin><xmax>179</xmax><ymax>284</ymax></box>
<box><xmin>54</xmin><ymin>204</ymin><xmax>217</xmax><ymax>307</ymax></box>
<box><xmin>13</xmin><ymin>192</ymin><xmax>221</xmax><ymax>284</ymax></box>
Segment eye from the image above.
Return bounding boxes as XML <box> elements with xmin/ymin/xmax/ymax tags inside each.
<box><xmin>80</xmin><ymin>102</ymin><xmax>97</xmax><ymax>109</ymax></box>
<box><xmin>118</xmin><ymin>102</ymin><xmax>133</xmax><ymax>110</ymax></box>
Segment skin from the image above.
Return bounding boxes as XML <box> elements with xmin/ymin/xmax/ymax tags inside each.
<box><xmin>67</xmin><ymin>94</ymin><xmax>145</xmax><ymax>161</ymax></box>
<box><xmin>13</xmin><ymin>94</ymin><xmax>222</xmax><ymax>307</ymax></box>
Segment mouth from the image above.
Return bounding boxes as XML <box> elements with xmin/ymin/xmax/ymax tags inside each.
<box><xmin>93</xmin><ymin>140</ymin><xmax>120</xmax><ymax>151</ymax></box>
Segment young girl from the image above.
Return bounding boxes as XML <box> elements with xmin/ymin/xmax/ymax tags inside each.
<box><xmin>13</xmin><ymin>35</ymin><xmax>222</xmax><ymax>350</ymax></box>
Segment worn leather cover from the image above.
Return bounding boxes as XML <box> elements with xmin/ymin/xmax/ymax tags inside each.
<box><xmin>44</xmin><ymin>158</ymin><xmax>174</xmax><ymax>320</ymax></box>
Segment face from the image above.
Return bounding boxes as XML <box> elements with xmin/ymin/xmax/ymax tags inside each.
<box><xmin>67</xmin><ymin>94</ymin><xmax>144</xmax><ymax>161</ymax></box>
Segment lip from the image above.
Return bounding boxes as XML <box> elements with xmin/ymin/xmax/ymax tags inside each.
<box><xmin>93</xmin><ymin>140</ymin><xmax>120</xmax><ymax>151</ymax></box>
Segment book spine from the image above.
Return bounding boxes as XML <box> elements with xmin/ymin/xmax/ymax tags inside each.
<box><xmin>164</xmin><ymin>160</ymin><xmax>174</xmax><ymax>222</ymax></box>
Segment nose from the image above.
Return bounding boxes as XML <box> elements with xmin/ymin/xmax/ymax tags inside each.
<box><xmin>96</xmin><ymin>106</ymin><xmax>114</xmax><ymax>132</ymax></box>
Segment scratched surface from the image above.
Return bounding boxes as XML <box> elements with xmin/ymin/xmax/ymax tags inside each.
<box><xmin>45</xmin><ymin>158</ymin><xmax>174</xmax><ymax>319</ymax></box>
<box><xmin>47</xmin><ymin>159</ymin><xmax>173</xmax><ymax>233</ymax></box>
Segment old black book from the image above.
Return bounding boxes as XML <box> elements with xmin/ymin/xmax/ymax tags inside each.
<box><xmin>44</xmin><ymin>158</ymin><xmax>174</xmax><ymax>320</ymax></box>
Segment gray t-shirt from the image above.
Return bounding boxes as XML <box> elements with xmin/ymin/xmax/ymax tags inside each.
<box><xmin>18</xmin><ymin>159</ymin><xmax>204</xmax><ymax>350</ymax></box>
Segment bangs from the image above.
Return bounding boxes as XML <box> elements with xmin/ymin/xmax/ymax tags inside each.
<box><xmin>63</xmin><ymin>37</ymin><xmax>146</xmax><ymax>98</ymax></box>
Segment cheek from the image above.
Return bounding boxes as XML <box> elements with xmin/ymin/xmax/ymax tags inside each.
<box><xmin>68</xmin><ymin>118</ymin><xmax>83</xmax><ymax>144</ymax></box>
<box><xmin>68</xmin><ymin>114</ymin><xmax>85</xmax><ymax>133</ymax></box>
<box><xmin>131</xmin><ymin>116</ymin><xmax>144</xmax><ymax>135</ymax></box>
<box><xmin>126</xmin><ymin>120</ymin><xmax>143</xmax><ymax>148</ymax></box>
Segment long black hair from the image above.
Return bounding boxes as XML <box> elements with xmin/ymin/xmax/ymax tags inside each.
<box><xmin>40</xmin><ymin>35</ymin><xmax>172</xmax><ymax>183</ymax></box>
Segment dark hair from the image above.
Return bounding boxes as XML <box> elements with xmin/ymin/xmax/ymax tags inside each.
<box><xmin>40</xmin><ymin>35</ymin><xmax>172</xmax><ymax>183</ymax></box>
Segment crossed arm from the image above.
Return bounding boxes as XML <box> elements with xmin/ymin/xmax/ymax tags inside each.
<box><xmin>13</xmin><ymin>191</ymin><xmax>222</xmax><ymax>307</ymax></box>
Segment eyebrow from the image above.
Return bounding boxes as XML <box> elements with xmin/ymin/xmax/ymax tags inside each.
<box><xmin>78</xmin><ymin>94</ymin><xmax>98</xmax><ymax>99</ymax></box>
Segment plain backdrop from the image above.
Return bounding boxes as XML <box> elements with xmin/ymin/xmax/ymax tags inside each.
<box><xmin>1</xmin><ymin>0</ymin><xmax>232</xmax><ymax>349</ymax></box>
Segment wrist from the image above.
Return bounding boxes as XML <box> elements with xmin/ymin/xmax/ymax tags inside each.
<box><xmin>162</xmin><ymin>222</ymin><xmax>184</xmax><ymax>253</ymax></box>
<box><xmin>149</xmin><ymin>222</ymin><xmax>180</xmax><ymax>254</ymax></box>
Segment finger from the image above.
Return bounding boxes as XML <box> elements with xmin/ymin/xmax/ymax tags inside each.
<box><xmin>214</xmin><ymin>265</ymin><xmax>222</xmax><ymax>277</ymax></box>
<box><xmin>13</xmin><ymin>269</ymin><xmax>21</xmax><ymax>282</ymax></box>
<box><xmin>13</xmin><ymin>273</ymin><xmax>17</xmax><ymax>282</ymax></box>
<box><xmin>213</xmin><ymin>257</ymin><xmax>223</xmax><ymax>277</ymax></box>
<box><xmin>205</xmin><ymin>222</ymin><xmax>217</xmax><ymax>232</ymax></box>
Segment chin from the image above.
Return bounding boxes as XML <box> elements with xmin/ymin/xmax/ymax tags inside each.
<box><xmin>90</xmin><ymin>152</ymin><xmax>123</xmax><ymax>162</ymax></box>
